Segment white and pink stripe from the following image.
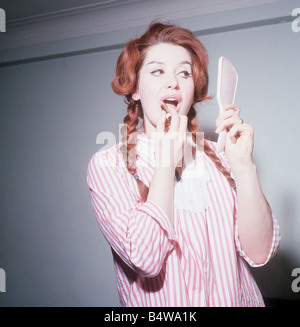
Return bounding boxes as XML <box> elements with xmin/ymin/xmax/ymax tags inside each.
<box><xmin>87</xmin><ymin>133</ymin><xmax>280</xmax><ymax>307</ymax></box>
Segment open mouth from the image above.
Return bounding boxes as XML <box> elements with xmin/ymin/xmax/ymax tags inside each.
<box><xmin>163</xmin><ymin>98</ymin><xmax>179</xmax><ymax>108</ymax></box>
<box><xmin>161</xmin><ymin>95</ymin><xmax>181</xmax><ymax>112</ymax></box>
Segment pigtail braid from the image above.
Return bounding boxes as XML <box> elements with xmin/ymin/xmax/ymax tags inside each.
<box><xmin>120</xmin><ymin>100</ymin><xmax>149</xmax><ymax>202</ymax></box>
<box><xmin>188</xmin><ymin>106</ymin><xmax>236</xmax><ymax>189</ymax></box>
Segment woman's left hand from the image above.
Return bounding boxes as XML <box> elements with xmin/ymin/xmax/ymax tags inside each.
<box><xmin>215</xmin><ymin>105</ymin><xmax>254</xmax><ymax>172</ymax></box>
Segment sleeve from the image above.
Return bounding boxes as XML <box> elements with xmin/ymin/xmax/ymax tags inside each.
<box><xmin>234</xmin><ymin>206</ymin><xmax>280</xmax><ymax>267</ymax></box>
<box><xmin>87</xmin><ymin>150</ymin><xmax>177</xmax><ymax>277</ymax></box>
<box><xmin>213</xmin><ymin>142</ymin><xmax>281</xmax><ymax>267</ymax></box>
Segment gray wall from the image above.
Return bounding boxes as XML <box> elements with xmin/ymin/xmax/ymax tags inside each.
<box><xmin>1</xmin><ymin>2</ymin><xmax>299</xmax><ymax>306</ymax></box>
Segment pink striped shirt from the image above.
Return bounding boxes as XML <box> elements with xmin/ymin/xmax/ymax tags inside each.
<box><xmin>87</xmin><ymin>133</ymin><xmax>280</xmax><ymax>307</ymax></box>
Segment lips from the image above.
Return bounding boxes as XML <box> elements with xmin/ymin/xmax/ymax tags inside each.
<box><xmin>160</xmin><ymin>94</ymin><xmax>182</xmax><ymax>111</ymax></box>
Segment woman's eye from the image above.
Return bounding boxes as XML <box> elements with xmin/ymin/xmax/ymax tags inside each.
<box><xmin>178</xmin><ymin>70</ymin><xmax>192</xmax><ymax>78</ymax></box>
<box><xmin>151</xmin><ymin>69</ymin><xmax>164</xmax><ymax>76</ymax></box>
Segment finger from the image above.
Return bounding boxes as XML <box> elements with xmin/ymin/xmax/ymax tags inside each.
<box><xmin>216</xmin><ymin>109</ymin><xmax>237</xmax><ymax>124</ymax></box>
<box><xmin>228</xmin><ymin>122</ymin><xmax>252</xmax><ymax>143</ymax></box>
<box><xmin>228</xmin><ymin>124</ymin><xmax>241</xmax><ymax>144</ymax></box>
<box><xmin>216</xmin><ymin>114</ymin><xmax>242</xmax><ymax>133</ymax></box>
<box><xmin>156</xmin><ymin>111</ymin><xmax>166</xmax><ymax>133</ymax></box>
<box><xmin>168</xmin><ymin>107</ymin><xmax>180</xmax><ymax>132</ymax></box>
<box><xmin>170</xmin><ymin>116</ymin><xmax>180</xmax><ymax>132</ymax></box>
<box><xmin>225</xmin><ymin>104</ymin><xmax>240</xmax><ymax>116</ymax></box>
<box><xmin>178</xmin><ymin>115</ymin><xmax>188</xmax><ymax>133</ymax></box>
<box><xmin>178</xmin><ymin>115</ymin><xmax>188</xmax><ymax>150</ymax></box>
<box><xmin>216</xmin><ymin>105</ymin><xmax>241</xmax><ymax>126</ymax></box>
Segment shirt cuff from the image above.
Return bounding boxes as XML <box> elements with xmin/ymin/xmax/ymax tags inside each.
<box><xmin>235</xmin><ymin>211</ymin><xmax>281</xmax><ymax>267</ymax></box>
<box><xmin>137</xmin><ymin>200</ymin><xmax>178</xmax><ymax>243</ymax></box>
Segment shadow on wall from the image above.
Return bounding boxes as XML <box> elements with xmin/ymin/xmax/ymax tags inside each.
<box><xmin>253</xmin><ymin>251</ymin><xmax>300</xmax><ymax>306</ymax></box>
<box><xmin>250</xmin><ymin>190</ymin><xmax>300</xmax><ymax>305</ymax></box>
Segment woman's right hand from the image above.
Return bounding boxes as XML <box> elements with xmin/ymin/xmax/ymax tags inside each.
<box><xmin>154</xmin><ymin>107</ymin><xmax>188</xmax><ymax>170</ymax></box>
<box><xmin>148</xmin><ymin>107</ymin><xmax>188</xmax><ymax>225</ymax></box>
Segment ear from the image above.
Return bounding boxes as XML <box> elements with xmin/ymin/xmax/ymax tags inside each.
<box><xmin>132</xmin><ymin>92</ymin><xmax>140</xmax><ymax>101</ymax></box>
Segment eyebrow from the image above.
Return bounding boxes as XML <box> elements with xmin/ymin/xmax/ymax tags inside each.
<box><xmin>146</xmin><ymin>60</ymin><xmax>192</xmax><ymax>66</ymax></box>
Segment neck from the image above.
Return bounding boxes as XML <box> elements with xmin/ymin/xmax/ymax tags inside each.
<box><xmin>143</xmin><ymin>117</ymin><xmax>157</xmax><ymax>138</ymax></box>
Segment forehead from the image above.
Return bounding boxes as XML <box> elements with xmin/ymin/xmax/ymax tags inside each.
<box><xmin>144</xmin><ymin>43</ymin><xmax>192</xmax><ymax>64</ymax></box>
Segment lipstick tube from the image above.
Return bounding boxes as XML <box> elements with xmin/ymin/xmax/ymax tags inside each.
<box><xmin>161</xmin><ymin>103</ymin><xmax>172</xmax><ymax>119</ymax></box>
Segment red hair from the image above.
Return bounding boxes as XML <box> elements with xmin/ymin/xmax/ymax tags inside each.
<box><xmin>112</xmin><ymin>22</ymin><xmax>210</xmax><ymax>103</ymax></box>
<box><xmin>111</xmin><ymin>22</ymin><xmax>235</xmax><ymax>201</ymax></box>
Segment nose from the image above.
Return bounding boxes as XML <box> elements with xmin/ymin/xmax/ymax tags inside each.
<box><xmin>166</xmin><ymin>74</ymin><xmax>180</xmax><ymax>90</ymax></box>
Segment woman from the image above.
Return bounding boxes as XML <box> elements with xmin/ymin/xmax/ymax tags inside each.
<box><xmin>87</xmin><ymin>22</ymin><xmax>280</xmax><ymax>307</ymax></box>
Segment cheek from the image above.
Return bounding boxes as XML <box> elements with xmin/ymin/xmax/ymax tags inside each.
<box><xmin>188</xmin><ymin>80</ymin><xmax>195</xmax><ymax>98</ymax></box>
<box><xmin>138</xmin><ymin>79</ymin><xmax>161</xmax><ymax>108</ymax></box>
<box><xmin>137</xmin><ymin>78</ymin><xmax>157</xmax><ymax>101</ymax></box>
<box><xmin>140</xmin><ymin>96</ymin><xmax>161</xmax><ymax>126</ymax></box>
<box><xmin>182</xmin><ymin>83</ymin><xmax>195</xmax><ymax>111</ymax></box>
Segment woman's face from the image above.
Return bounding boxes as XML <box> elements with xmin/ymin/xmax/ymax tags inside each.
<box><xmin>133</xmin><ymin>43</ymin><xmax>195</xmax><ymax>135</ymax></box>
